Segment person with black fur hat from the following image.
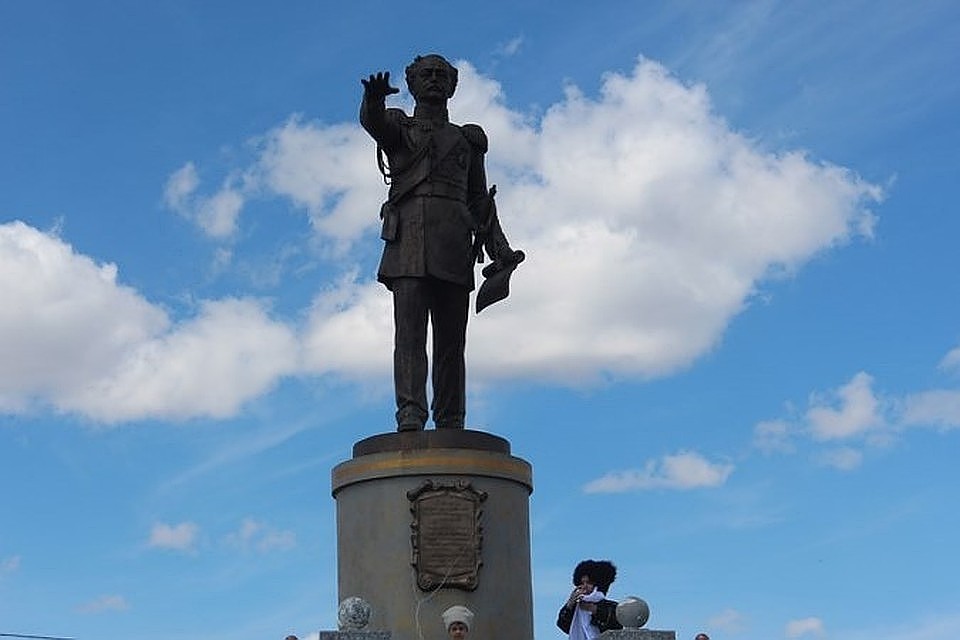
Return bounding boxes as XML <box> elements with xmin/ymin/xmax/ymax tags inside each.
<box><xmin>556</xmin><ymin>559</ymin><xmax>623</xmax><ymax>640</ymax></box>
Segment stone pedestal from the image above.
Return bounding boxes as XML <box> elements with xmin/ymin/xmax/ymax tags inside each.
<box><xmin>601</xmin><ymin>631</ymin><xmax>676</xmax><ymax>640</ymax></box>
<box><xmin>331</xmin><ymin>430</ymin><xmax>533</xmax><ymax>640</ymax></box>
<box><xmin>320</xmin><ymin>633</ymin><xmax>391</xmax><ymax>640</ymax></box>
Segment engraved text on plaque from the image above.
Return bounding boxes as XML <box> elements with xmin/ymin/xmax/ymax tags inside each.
<box><xmin>407</xmin><ymin>480</ymin><xmax>486</xmax><ymax>591</ymax></box>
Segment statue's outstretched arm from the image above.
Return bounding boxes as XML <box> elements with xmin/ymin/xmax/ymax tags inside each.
<box><xmin>360</xmin><ymin>71</ymin><xmax>400</xmax><ymax>144</ymax></box>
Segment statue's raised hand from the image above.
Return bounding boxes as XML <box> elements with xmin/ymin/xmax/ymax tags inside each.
<box><xmin>361</xmin><ymin>72</ymin><xmax>400</xmax><ymax>100</ymax></box>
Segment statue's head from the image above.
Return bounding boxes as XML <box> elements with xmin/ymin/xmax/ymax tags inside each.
<box><xmin>405</xmin><ymin>54</ymin><xmax>458</xmax><ymax>104</ymax></box>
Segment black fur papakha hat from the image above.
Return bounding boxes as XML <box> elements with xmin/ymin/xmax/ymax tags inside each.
<box><xmin>572</xmin><ymin>559</ymin><xmax>617</xmax><ymax>594</ymax></box>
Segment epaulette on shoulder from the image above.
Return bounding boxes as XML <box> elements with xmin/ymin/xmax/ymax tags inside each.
<box><xmin>461</xmin><ymin>123</ymin><xmax>488</xmax><ymax>152</ymax></box>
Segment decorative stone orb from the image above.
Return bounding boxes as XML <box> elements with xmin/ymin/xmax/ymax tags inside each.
<box><xmin>337</xmin><ymin>596</ymin><xmax>372</xmax><ymax>630</ymax></box>
<box><xmin>616</xmin><ymin>596</ymin><xmax>650</xmax><ymax>629</ymax></box>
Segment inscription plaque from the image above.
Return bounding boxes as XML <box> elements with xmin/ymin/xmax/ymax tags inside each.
<box><xmin>407</xmin><ymin>480</ymin><xmax>486</xmax><ymax>591</ymax></box>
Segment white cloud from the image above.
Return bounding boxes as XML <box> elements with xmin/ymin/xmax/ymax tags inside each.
<box><xmin>0</xmin><ymin>221</ymin><xmax>169</xmax><ymax>413</ymax></box>
<box><xmin>0</xmin><ymin>555</ymin><xmax>20</xmax><ymax>576</ymax></box>
<box><xmin>758</xmin><ymin>353</ymin><xmax>960</xmax><ymax>469</ymax></box>
<box><xmin>5</xmin><ymin>57</ymin><xmax>885</xmax><ymax>424</ymax></box>
<box><xmin>816</xmin><ymin>446</ymin><xmax>863</xmax><ymax>471</ymax></box>
<box><xmin>753</xmin><ymin>419</ymin><xmax>795</xmax><ymax>454</ymax></box>
<box><xmin>786</xmin><ymin>617</ymin><xmax>825</xmax><ymax>638</ymax></box>
<box><xmin>76</xmin><ymin>594</ymin><xmax>130</xmax><ymax>614</ymax></box>
<box><xmin>258</xmin><ymin>529</ymin><xmax>297</xmax><ymax>552</ymax></box>
<box><xmin>495</xmin><ymin>36</ymin><xmax>524</xmax><ymax>58</ymax></box>
<box><xmin>940</xmin><ymin>347</ymin><xmax>960</xmax><ymax>373</ymax></box>
<box><xmin>148</xmin><ymin>521</ymin><xmax>199</xmax><ymax>552</ymax></box>
<box><xmin>164</xmin><ymin>162</ymin><xmax>245</xmax><ymax>239</ymax></box>
<box><xmin>177</xmin><ymin>58</ymin><xmax>880</xmax><ymax>385</ymax></box>
<box><xmin>900</xmin><ymin>389</ymin><xmax>960</xmax><ymax>430</ymax></box>
<box><xmin>59</xmin><ymin>298</ymin><xmax>300</xmax><ymax>423</ymax></box>
<box><xmin>806</xmin><ymin>372</ymin><xmax>884</xmax><ymax>440</ymax></box>
<box><xmin>197</xmin><ymin>187</ymin><xmax>244</xmax><ymax>238</ymax></box>
<box><xmin>0</xmin><ymin>221</ymin><xmax>299</xmax><ymax>423</ymax></box>
<box><xmin>455</xmin><ymin>60</ymin><xmax>876</xmax><ymax>382</ymax></box>
<box><xmin>224</xmin><ymin>517</ymin><xmax>297</xmax><ymax>552</ymax></box>
<box><xmin>163</xmin><ymin>162</ymin><xmax>199</xmax><ymax>211</ymax></box>
<box><xmin>253</xmin><ymin>117</ymin><xmax>382</xmax><ymax>248</ymax></box>
<box><xmin>583</xmin><ymin>451</ymin><xmax>733</xmax><ymax>493</ymax></box>
<box><xmin>301</xmin><ymin>272</ymin><xmax>393</xmax><ymax>379</ymax></box>
<box><xmin>708</xmin><ymin>608</ymin><xmax>746</xmax><ymax>632</ymax></box>
<box><xmin>840</xmin><ymin>611</ymin><xmax>960</xmax><ymax>640</ymax></box>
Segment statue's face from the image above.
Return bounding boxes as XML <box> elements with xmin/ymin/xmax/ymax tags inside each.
<box><xmin>409</xmin><ymin>57</ymin><xmax>455</xmax><ymax>104</ymax></box>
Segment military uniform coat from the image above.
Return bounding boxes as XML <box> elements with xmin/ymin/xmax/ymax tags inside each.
<box><xmin>360</xmin><ymin>99</ymin><xmax>488</xmax><ymax>291</ymax></box>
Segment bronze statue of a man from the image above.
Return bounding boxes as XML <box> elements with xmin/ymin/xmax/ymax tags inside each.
<box><xmin>360</xmin><ymin>54</ymin><xmax>523</xmax><ymax>431</ymax></box>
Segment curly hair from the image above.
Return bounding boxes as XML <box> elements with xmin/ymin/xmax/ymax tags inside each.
<box><xmin>572</xmin><ymin>559</ymin><xmax>617</xmax><ymax>594</ymax></box>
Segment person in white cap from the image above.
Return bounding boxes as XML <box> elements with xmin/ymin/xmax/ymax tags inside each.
<box><xmin>441</xmin><ymin>604</ymin><xmax>474</xmax><ymax>639</ymax></box>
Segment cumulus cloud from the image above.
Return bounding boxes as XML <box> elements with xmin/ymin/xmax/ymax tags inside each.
<box><xmin>939</xmin><ymin>347</ymin><xmax>960</xmax><ymax>372</ymax></box>
<box><xmin>253</xmin><ymin>118</ymin><xmax>382</xmax><ymax>248</ymax></box>
<box><xmin>0</xmin><ymin>221</ymin><xmax>168</xmax><ymax>413</ymax></box>
<box><xmin>817</xmin><ymin>446</ymin><xmax>863</xmax><ymax>471</ymax></box>
<box><xmin>786</xmin><ymin>617</ymin><xmax>825</xmax><ymax>638</ymax></box>
<box><xmin>753</xmin><ymin>419</ymin><xmax>795</xmax><ymax>454</ymax></box>
<box><xmin>76</xmin><ymin>594</ymin><xmax>130</xmax><ymax>614</ymax></box>
<box><xmin>163</xmin><ymin>162</ymin><xmax>199</xmax><ymax>211</ymax></box>
<box><xmin>894</xmin><ymin>341</ymin><xmax>960</xmax><ymax>431</ymax></box>
<box><xmin>451</xmin><ymin>60</ymin><xmax>873</xmax><ymax>380</ymax></box>
<box><xmin>301</xmin><ymin>272</ymin><xmax>393</xmax><ymax>378</ymax></box>
<box><xmin>756</xmin><ymin>351</ymin><xmax>960</xmax><ymax>469</ymax></box>
<box><xmin>756</xmin><ymin>372</ymin><xmax>885</xmax><ymax>468</ymax></box>
<box><xmin>806</xmin><ymin>372</ymin><xmax>884</xmax><ymax>440</ymax></box>
<box><xmin>0</xmin><ymin>555</ymin><xmax>20</xmax><ymax>576</ymax></box>
<box><xmin>495</xmin><ymin>36</ymin><xmax>524</xmax><ymax>58</ymax></box>
<box><xmin>173</xmin><ymin>57</ymin><xmax>881</xmax><ymax>385</ymax></box>
<box><xmin>708</xmin><ymin>607</ymin><xmax>746</xmax><ymax>633</ymax></box>
<box><xmin>583</xmin><ymin>450</ymin><xmax>734</xmax><ymax>492</ymax></box>
<box><xmin>148</xmin><ymin>521</ymin><xmax>199</xmax><ymax>552</ymax></box>
<box><xmin>59</xmin><ymin>298</ymin><xmax>300</xmax><ymax>422</ymax></box>
<box><xmin>900</xmin><ymin>389</ymin><xmax>960</xmax><ymax>431</ymax></box>
<box><xmin>223</xmin><ymin>517</ymin><xmax>297</xmax><ymax>552</ymax></box>
<box><xmin>5</xmin><ymin>56</ymin><xmax>884</xmax><ymax>424</ymax></box>
<box><xmin>164</xmin><ymin>162</ymin><xmax>245</xmax><ymax>239</ymax></box>
<box><xmin>842</xmin><ymin>611</ymin><xmax>960</xmax><ymax>640</ymax></box>
<box><xmin>0</xmin><ymin>221</ymin><xmax>298</xmax><ymax>423</ymax></box>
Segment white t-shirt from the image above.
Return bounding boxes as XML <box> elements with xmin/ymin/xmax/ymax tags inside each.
<box><xmin>569</xmin><ymin>587</ymin><xmax>605</xmax><ymax>640</ymax></box>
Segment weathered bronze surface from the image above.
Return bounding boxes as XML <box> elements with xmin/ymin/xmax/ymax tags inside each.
<box><xmin>407</xmin><ymin>480</ymin><xmax>487</xmax><ymax>591</ymax></box>
<box><xmin>360</xmin><ymin>54</ymin><xmax>524</xmax><ymax>432</ymax></box>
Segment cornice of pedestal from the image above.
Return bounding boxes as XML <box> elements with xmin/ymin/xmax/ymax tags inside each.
<box><xmin>332</xmin><ymin>439</ymin><xmax>533</xmax><ymax>495</ymax></box>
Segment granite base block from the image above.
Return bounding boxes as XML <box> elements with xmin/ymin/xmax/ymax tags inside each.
<box><xmin>319</xmin><ymin>632</ymin><xmax>391</xmax><ymax>640</ymax></box>
<box><xmin>601</xmin><ymin>630</ymin><xmax>676</xmax><ymax>640</ymax></box>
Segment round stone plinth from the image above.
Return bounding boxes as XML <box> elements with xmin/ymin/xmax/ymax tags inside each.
<box><xmin>352</xmin><ymin>429</ymin><xmax>511</xmax><ymax>457</ymax></box>
<box><xmin>332</xmin><ymin>430</ymin><xmax>533</xmax><ymax>640</ymax></box>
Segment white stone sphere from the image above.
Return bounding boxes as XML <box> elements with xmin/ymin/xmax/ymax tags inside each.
<box><xmin>337</xmin><ymin>596</ymin><xmax>372</xmax><ymax>630</ymax></box>
<box><xmin>616</xmin><ymin>596</ymin><xmax>650</xmax><ymax>629</ymax></box>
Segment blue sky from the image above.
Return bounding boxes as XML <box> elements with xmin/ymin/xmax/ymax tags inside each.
<box><xmin>1</xmin><ymin>1</ymin><xmax>959</xmax><ymax>639</ymax></box>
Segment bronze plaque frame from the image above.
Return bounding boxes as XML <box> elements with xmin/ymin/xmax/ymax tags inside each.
<box><xmin>407</xmin><ymin>479</ymin><xmax>487</xmax><ymax>591</ymax></box>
